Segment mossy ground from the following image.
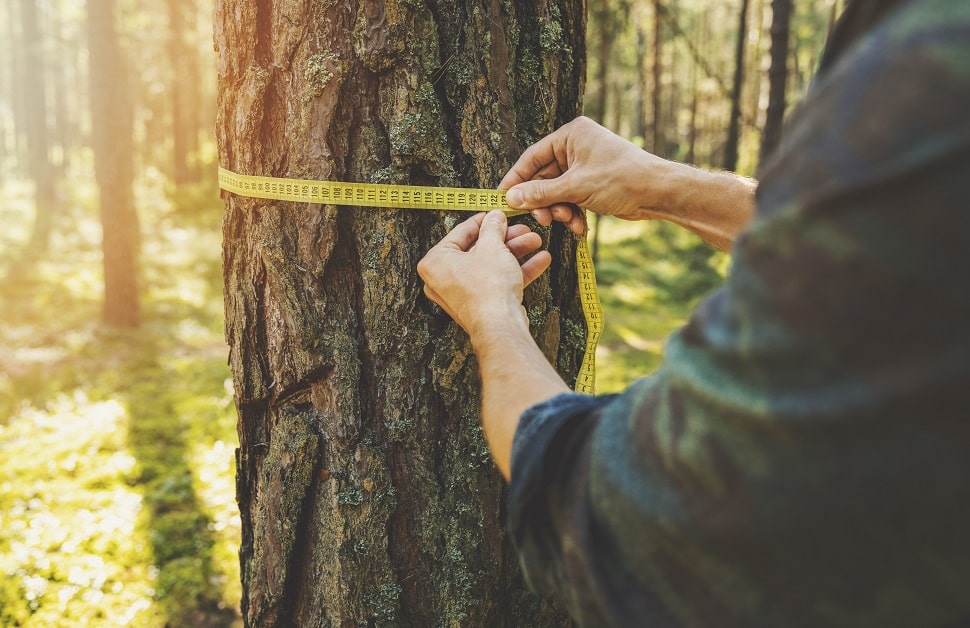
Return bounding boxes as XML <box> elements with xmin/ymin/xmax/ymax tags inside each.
<box><xmin>592</xmin><ymin>215</ymin><xmax>727</xmax><ymax>393</ymax></box>
<box><xmin>0</xmin><ymin>164</ymin><xmax>242</xmax><ymax>627</ymax></box>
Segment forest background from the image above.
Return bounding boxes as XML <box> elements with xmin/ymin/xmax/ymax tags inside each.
<box><xmin>0</xmin><ymin>0</ymin><xmax>837</xmax><ymax>625</ymax></box>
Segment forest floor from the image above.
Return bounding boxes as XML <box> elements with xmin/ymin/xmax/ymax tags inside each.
<box><xmin>0</xmin><ymin>165</ymin><xmax>724</xmax><ymax>626</ymax></box>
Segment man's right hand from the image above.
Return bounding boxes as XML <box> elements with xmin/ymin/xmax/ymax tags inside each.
<box><xmin>499</xmin><ymin>116</ymin><xmax>756</xmax><ymax>251</ymax></box>
<box><xmin>500</xmin><ymin>117</ymin><xmax>674</xmax><ymax>233</ymax></box>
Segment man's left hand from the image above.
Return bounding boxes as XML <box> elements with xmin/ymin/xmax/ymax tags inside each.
<box><xmin>418</xmin><ymin>211</ymin><xmax>551</xmax><ymax>341</ymax></box>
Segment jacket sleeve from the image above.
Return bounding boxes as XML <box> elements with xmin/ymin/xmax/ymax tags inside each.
<box><xmin>507</xmin><ymin>3</ymin><xmax>970</xmax><ymax>626</ymax></box>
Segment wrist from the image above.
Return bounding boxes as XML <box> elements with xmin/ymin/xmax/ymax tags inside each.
<box><xmin>467</xmin><ymin>302</ymin><xmax>532</xmax><ymax>356</ymax></box>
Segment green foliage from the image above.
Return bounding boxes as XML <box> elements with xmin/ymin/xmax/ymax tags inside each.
<box><xmin>591</xmin><ymin>217</ymin><xmax>728</xmax><ymax>394</ymax></box>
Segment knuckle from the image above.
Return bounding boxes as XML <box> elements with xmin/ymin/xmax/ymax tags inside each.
<box><xmin>416</xmin><ymin>258</ymin><xmax>431</xmax><ymax>280</ymax></box>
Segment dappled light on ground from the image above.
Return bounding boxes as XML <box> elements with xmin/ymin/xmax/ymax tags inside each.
<box><xmin>0</xmin><ymin>385</ymin><xmax>241</xmax><ymax>626</ymax></box>
<box><xmin>591</xmin><ymin>216</ymin><xmax>727</xmax><ymax>393</ymax></box>
<box><xmin>0</xmin><ymin>167</ymin><xmax>242</xmax><ymax>626</ymax></box>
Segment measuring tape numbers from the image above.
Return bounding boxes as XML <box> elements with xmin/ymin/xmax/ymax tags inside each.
<box><xmin>219</xmin><ymin>166</ymin><xmax>604</xmax><ymax>394</ymax></box>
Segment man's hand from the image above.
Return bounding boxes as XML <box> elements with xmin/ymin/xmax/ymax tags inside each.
<box><xmin>418</xmin><ymin>211</ymin><xmax>551</xmax><ymax>343</ymax></box>
<box><xmin>499</xmin><ymin>116</ymin><xmax>756</xmax><ymax>250</ymax></box>
<box><xmin>499</xmin><ymin>116</ymin><xmax>675</xmax><ymax>233</ymax></box>
<box><xmin>418</xmin><ymin>210</ymin><xmax>568</xmax><ymax>481</ymax></box>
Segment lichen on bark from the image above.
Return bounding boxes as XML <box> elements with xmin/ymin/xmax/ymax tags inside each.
<box><xmin>215</xmin><ymin>0</ymin><xmax>587</xmax><ymax>622</ymax></box>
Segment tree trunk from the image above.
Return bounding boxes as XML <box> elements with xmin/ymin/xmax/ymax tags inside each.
<box><xmin>588</xmin><ymin>0</ymin><xmax>614</xmax><ymax>266</ymax></box>
<box><xmin>88</xmin><ymin>0</ymin><xmax>140</xmax><ymax>328</ymax></box>
<box><xmin>49</xmin><ymin>6</ymin><xmax>73</xmax><ymax>174</ymax></box>
<box><xmin>19</xmin><ymin>0</ymin><xmax>58</xmax><ymax>255</ymax></box>
<box><xmin>633</xmin><ymin>23</ymin><xmax>647</xmax><ymax>144</ymax></box>
<box><xmin>215</xmin><ymin>0</ymin><xmax>586</xmax><ymax>624</ymax></box>
<box><xmin>723</xmin><ymin>0</ymin><xmax>750</xmax><ymax>171</ymax></box>
<box><xmin>0</xmin><ymin>1</ymin><xmax>13</xmax><ymax>183</ymax></box>
<box><xmin>587</xmin><ymin>0</ymin><xmax>613</xmax><ymax>124</ymax></box>
<box><xmin>167</xmin><ymin>0</ymin><xmax>203</xmax><ymax>184</ymax></box>
<box><xmin>651</xmin><ymin>0</ymin><xmax>664</xmax><ymax>156</ymax></box>
<box><xmin>167</xmin><ymin>0</ymin><xmax>190</xmax><ymax>185</ymax></box>
<box><xmin>759</xmin><ymin>0</ymin><xmax>792</xmax><ymax>162</ymax></box>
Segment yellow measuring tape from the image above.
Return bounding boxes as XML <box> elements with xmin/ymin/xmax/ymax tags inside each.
<box><xmin>218</xmin><ymin>166</ymin><xmax>603</xmax><ymax>394</ymax></box>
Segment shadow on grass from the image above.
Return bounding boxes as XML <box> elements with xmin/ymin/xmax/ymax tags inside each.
<box><xmin>0</xmin><ymin>173</ymin><xmax>240</xmax><ymax>624</ymax></box>
<box><xmin>0</xmin><ymin>284</ymin><xmax>241</xmax><ymax>624</ymax></box>
<box><xmin>114</xmin><ymin>336</ymin><xmax>240</xmax><ymax>627</ymax></box>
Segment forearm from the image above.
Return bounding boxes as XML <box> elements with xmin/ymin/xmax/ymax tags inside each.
<box><xmin>639</xmin><ymin>159</ymin><xmax>757</xmax><ymax>251</ymax></box>
<box><xmin>470</xmin><ymin>309</ymin><xmax>570</xmax><ymax>481</ymax></box>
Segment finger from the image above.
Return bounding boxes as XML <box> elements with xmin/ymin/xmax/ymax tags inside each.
<box><xmin>505</xmin><ymin>223</ymin><xmax>532</xmax><ymax>241</ymax></box>
<box><xmin>506</xmin><ymin>174</ymin><xmax>581</xmax><ymax>211</ymax></box>
<box><xmin>422</xmin><ymin>283</ymin><xmax>441</xmax><ymax>307</ymax></box>
<box><xmin>546</xmin><ymin>204</ymin><xmax>587</xmax><ymax>235</ymax></box>
<box><xmin>499</xmin><ymin>135</ymin><xmax>561</xmax><ymax>190</ymax></box>
<box><xmin>530</xmin><ymin>208</ymin><xmax>553</xmax><ymax>227</ymax></box>
<box><xmin>566</xmin><ymin>211</ymin><xmax>587</xmax><ymax>235</ymax></box>
<box><xmin>506</xmin><ymin>231</ymin><xmax>543</xmax><ymax>259</ymax></box>
<box><xmin>521</xmin><ymin>250</ymin><xmax>552</xmax><ymax>287</ymax></box>
<box><xmin>476</xmin><ymin>209</ymin><xmax>508</xmax><ymax>247</ymax></box>
<box><xmin>549</xmin><ymin>203</ymin><xmax>578</xmax><ymax>224</ymax></box>
<box><xmin>437</xmin><ymin>212</ymin><xmax>486</xmax><ymax>251</ymax></box>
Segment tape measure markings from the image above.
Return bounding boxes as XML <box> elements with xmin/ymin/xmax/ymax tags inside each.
<box><xmin>219</xmin><ymin>166</ymin><xmax>603</xmax><ymax>394</ymax></box>
<box><xmin>218</xmin><ymin>167</ymin><xmax>511</xmax><ymax>212</ymax></box>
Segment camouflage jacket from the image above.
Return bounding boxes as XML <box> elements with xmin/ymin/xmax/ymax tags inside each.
<box><xmin>507</xmin><ymin>1</ymin><xmax>970</xmax><ymax>626</ymax></box>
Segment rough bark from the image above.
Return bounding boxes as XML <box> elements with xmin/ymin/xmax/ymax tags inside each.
<box><xmin>87</xmin><ymin>0</ymin><xmax>140</xmax><ymax>328</ymax></box>
<box><xmin>215</xmin><ymin>0</ymin><xmax>586</xmax><ymax>624</ymax></box>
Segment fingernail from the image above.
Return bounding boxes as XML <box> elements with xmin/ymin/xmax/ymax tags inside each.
<box><xmin>506</xmin><ymin>188</ymin><xmax>522</xmax><ymax>207</ymax></box>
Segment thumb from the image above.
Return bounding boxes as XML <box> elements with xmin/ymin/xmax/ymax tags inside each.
<box><xmin>506</xmin><ymin>176</ymin><xmax>577</xmax><ymax>210</ymax></box>
<box><xmin>477</xmin><ymin>209</ymin><xmax>508</xmax><ymax>246</ymax></box>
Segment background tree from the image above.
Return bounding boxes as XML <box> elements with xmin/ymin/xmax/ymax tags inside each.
<box><xmin>760</xmin><ymin>0</ymin><xmax>793</xmax><ymax>160</ymax></box>
<box><xmin>87</xmin><ymin>0</ymin><xmax>140</xmax><ymax>328</ymax></box>
<box><xmin>215</xmin><ymin>0</ymin><xmax>586</xmax><ymax>623</ymax></box>
<box><xmin>17</xmin><ymin>0</ymin><xmax>58</xmax><ymax>256</ymax></box>
<box><xmin>723</xmin><ymin>0</ymin><xmax>751</xmax><ymax>171</ymax></box>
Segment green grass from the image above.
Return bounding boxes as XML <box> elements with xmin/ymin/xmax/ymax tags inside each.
<box><xmin>0</xmin><ymin>166</ymin><xmax>242</xmax><ymax>627</ymax></box>
<box><xmin>590</xmin><ymin>216</ymin><xmax>727</xmax><ymax>393</ymax></box>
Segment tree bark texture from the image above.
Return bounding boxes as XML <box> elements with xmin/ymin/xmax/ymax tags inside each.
<box><xmin>215</xmin><ymin>0</ymin><xmax>586</xmax><ymax>624</ymax></box>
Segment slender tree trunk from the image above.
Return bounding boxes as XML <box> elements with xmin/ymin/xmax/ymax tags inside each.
<box><xmin>88</xmin><ymin>0</ymin><xmax>140</xmax><ymax>328</ymax></box>
<box><xmin>19</xmin><ymin>0</ymin><xmax>57</xmax><ymax>255</ymax></box>
<box><xmin>633</xmin><ymin>22</ymin><xmax>647</xmax><ymax>143</ymax></box>
<box><xmin>760</xmin><ymin>0</ymin><xmax>792</xmax><ymax>162</ymax></box>
<box><xmin>723</xmin><ymin>0</ymin><xmax>750</xmax><ymax>171</ymax></box>
<box><xmin>49</xmin><ymin>6</ymin><xmax>72</xmax><ymax>174</ymax></box>
<box><xmin>687</xmin><ymin>79</ymin><xmax>699</xmax><ymax>164</ymax></box>
<box><xmin>651</xmin><ymin>0</ymin><xmax>664</xmax><ymax>156</ymax></box>
<box><xmin>588</xmin><ymin>0</ymin><xmax>614</xmax><ymax>265</ymax></box>
<box><xmin>167</xmin><ymin>0</ymin><xmax>198</xmax><ymax>185</ymax></box>
<box><xmin>588</xmin><ymin>0</ymin><xmax>613</xmax><ymax>124</ymax></box>
<box><xmin>0</xmin><ymin>1</ymin><xmax>12</xmax><ymax>183</ymax></box>
<box><xmin>215</xmin><ymin>0</ymin><xmax>586</xmax><ymax>623</ymax></box>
